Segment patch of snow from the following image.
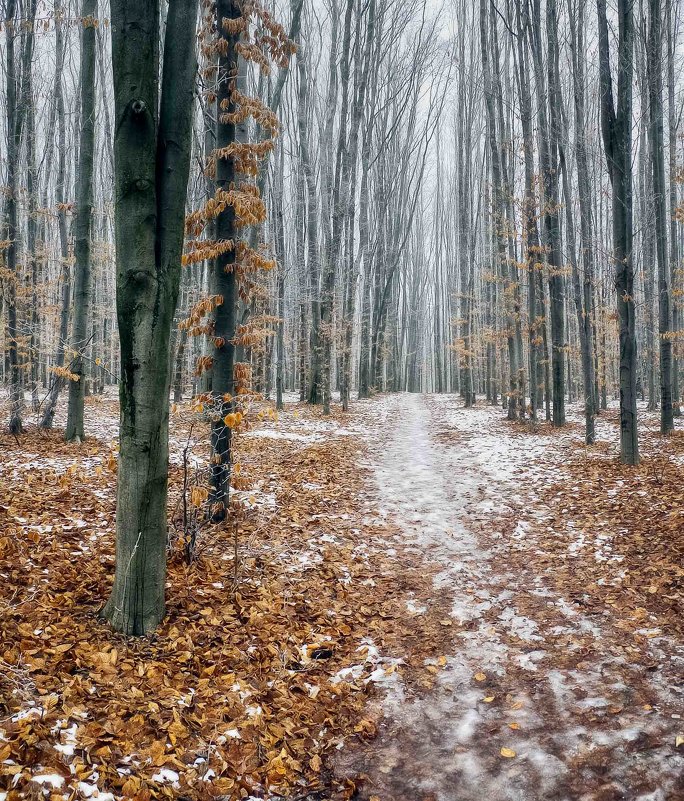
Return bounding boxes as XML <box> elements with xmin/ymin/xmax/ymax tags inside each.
<box><xmin>330</xmin><ymin>664</ymin><xmax>365</xmax><ymax>685</ymax></box>
<box><xmin>12</xmin><ymin>706</ymin><xmax>44</xmax><ymax>723</ymax></box>
<box><xmin>77</xmin><ymin>783</ymin><xmax>115</xmax><ymax>800</ymax></box>
<box><xmin>53</xmin><ymin>721</ymin><xmax>78</xmax><ymax>756</ymax></box>
<box><xmin>31</xmin><ymin>774</ymin><xmax>64</xmax><ymax>789</ymax></box>
<box><xmin>151</xmin><ymin>768</ymin><xmax>180</xmax><ymax>785</ymax></box>
<box><xmin>498</xmin><ymin>607</ymin><xmax>542</xmax><ymax>642</ymax></box>
<box><xmin>406</xmin><ymin>599</ymin><xmax>427</xmax><ymax>615</ymax></box>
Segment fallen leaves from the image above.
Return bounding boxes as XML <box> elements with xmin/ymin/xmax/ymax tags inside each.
<box><xmin>512</xmin><ymin>412</ymin><xmax>684</xmax><ymax>642</ymax></box>
<box><xmin>500</xmin><ymin>747</ymin><xmax>516</xmax><ymax>759</ymax></box>
<box><xmin>0</xmin><ymin>398</ymin><xmax>456</xmax><ymax>801</ymax></box>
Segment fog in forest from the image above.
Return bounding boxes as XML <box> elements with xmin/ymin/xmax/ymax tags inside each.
<box><xmin>1</xmin><ymin>1</ymin><xmax>683</xmax><ymax>799</ymax></box>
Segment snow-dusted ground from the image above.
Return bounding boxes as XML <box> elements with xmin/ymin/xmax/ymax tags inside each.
<box><xmin>338</xmin><ymin>393</ymin><xmax>684</xmax><ymax>801</ymax></box>
<box><xmin>2</xmin><ymin>388</ymin><xmax>682</xmax><ymax>800</ymax></box>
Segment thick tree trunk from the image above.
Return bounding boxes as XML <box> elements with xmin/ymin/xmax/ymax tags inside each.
<box><xmin>102</xmin><ymin>0</ymin><xmax>198</xmax><ymax>634</ymax></box>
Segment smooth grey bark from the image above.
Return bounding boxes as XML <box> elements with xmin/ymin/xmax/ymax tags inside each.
<box><xmin>515</xmin><ymin>0</ymin><xmax>541</xmax><ymax>419</ymax></box>
<box><xmin>102</xmin><ymin>0</ymin><xmax>199</xmax><ymax>635</ymax></box>
<box><xmin>491</xmin><ymin>4</ymin><xmax>524</xmax><ymax>416</ymax></box>
<box><xmin>456</xmin><ymin>47</ymin><xmax>475</xmax><ymax>406</ymax></box>
<box><xmin>567</xmin><ymin>0</ymin><xmax>596</xmax><ymax>443</ymax></box>
<box><xmin>20</xmin><ymin>0</ymin><xmax>39</xmax><ymax>412</ymax></box>
<box><xmin>237</xmin><ymin>0</ymin><xmax>303</xmax><ymax>379</ymax></box>
<box><xmin>480</xmin><ymin>0</ymin><xmax>517</xmax><ymax>420</ymax></box>
<box><xmin>341</xmin><ymin>0</ymin><xmax>374</xmax><ymax>412</ymax></box>
<box><xmin>528</xmin><ymin>3</ymin><xmax>551</xmax><ymax>419</ymax></box>
<box><xmin>647</xmin><ymin>0</ymin><xmax>674</xmax><ymax>433</ymax></box>
<box><xmin>40</xmin><ymin>2</ymin><xmax>71</xmax><ymax>429</ymax></box>
<box><xmin>296</xmin><ymin>38</ymin><xmax>322</xmax><ymax>405</ymax></box>
<box><xmin>34</xmin><ymin>46</ymin><xmax>59</xmax><ymax>395</ymax></box>
<box><xmin>638</xmin><ymin>71</ymin><xmax>657</xmax><ymax>413</ymax></box>
<box><xmin>172</xmin><ymin>280</ymin><xmax>189</xmax><ymax>402</ymax></box>
<box><xmin>540</xmin><ymin>0</ymin><xmax>566</xmax><ymax>426</ymax></box>
<box><xmin>274</xmin><ymin>144</ymin><xmax>286</xmax><ymax>412</ymax></box>
<box><xmin>66</xmin><ymin>0</ymin><xmax>97</xmax><ymax>443</ymax></box>
<box><xmin>598</xmin><ymin>0</ymin><xmax>639</xmax><ymax>464</ymax></box>
<box><xmin>320</xmin><ymin>0</ymin><xmax>347</xmax><ymax>415</ymax></box>
<box><xmin>294</xmin><ymin>163</ymin><xmax>308</xmax><ymax>400</ymax></box>
<box><xmin>306</xmin><ymin>3</ymin><xmax>341</xmax><ymax>407</ymax></box>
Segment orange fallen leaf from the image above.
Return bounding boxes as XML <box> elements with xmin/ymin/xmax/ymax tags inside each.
<box><xmin>310</xmin><ymin>754</ymin><xmax>322</xmax><ymax>772</ymax></box>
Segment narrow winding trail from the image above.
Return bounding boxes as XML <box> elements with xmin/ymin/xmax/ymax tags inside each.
<box><xmin>336</xmin><ymin>393</ymin><xmax>684</xmax><ymax>801</ymax></box>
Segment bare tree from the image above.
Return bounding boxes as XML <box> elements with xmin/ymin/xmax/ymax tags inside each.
<box><xmin>102</xmin><ymin>0</ymin><xmax>199</xmax><ymax>634</ymax></box>
<box><xmin>597</xmin><ymin>0</ymin><xmax>639</xmax><ymax>464</ymax></box>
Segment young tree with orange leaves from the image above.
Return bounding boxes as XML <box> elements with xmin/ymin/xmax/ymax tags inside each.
<box><xmin>180</xmin><ymin>1</ymin><xmax>293</xmax><ymax>523</ymax></box>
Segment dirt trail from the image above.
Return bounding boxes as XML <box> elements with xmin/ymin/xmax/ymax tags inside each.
<box><xmin>336</xmin><ymin>393</ymin><xmax>684</xmax><ymax>801</ymax></box>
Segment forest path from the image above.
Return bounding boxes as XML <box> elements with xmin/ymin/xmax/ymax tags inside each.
<box><xmin>334</xmin><ymin>393</ymin><xmax>684</xmax><ymax>801</ymax></box>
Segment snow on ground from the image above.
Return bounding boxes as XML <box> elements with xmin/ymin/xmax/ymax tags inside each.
<box><xmin>3</xmin><ymin>387</ymin><xmax>682</xmax><ymax>799</ymax></box>
<box><xmin>335</xmin><ymin>393</ymin><xmax>684</xmax><ymax>801</ymax></box>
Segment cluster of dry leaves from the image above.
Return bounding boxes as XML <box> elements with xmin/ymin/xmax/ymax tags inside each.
<box><xmin>0</xmin><ymin>396</ymin><xmax>454</xmax><ymax>801</ymax></box>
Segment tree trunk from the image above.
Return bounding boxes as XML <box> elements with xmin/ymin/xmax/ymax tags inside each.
<box><xmin>4</xmin><ymin>0</ymin><xmax>23</xmax><ymax>434</ymax></box>
<box><xmin>208</xmin><ymin>0</ymin><xmax>241</xmax><ymax>522</ymax></box>
<box><xmin>296</xmin><ymin>38</ymin><xmax>322</xmax><ymax>405</ymax></box>
<box><xmin>515</xmin><ymin>0</ymin><xmax>540</xmax><ymax>419</ymax></box>
<box><xmin>542</xmin><ymin>0</ymin><xmax>566</xmax><ymax>426</ymax></box>
<box><xmin>647</xmin><ymin>0</ymin><xmax>673</xmax><ymax>433</ymax></box>
<box><xmin>102</xmin><ymin>0</ymin><xmax>199</xmax><ymax>634</ymax></box>
<box><xmin>567</xmin><ymin>0</ymin><xmax>596</xmax><ymax>443</ymax></box>
<box><xmin>40</xmin><ymin>2</ymin><xmax>72</xmax><ymax>429</ymax></box>
<box><xmin>66</xmin><ymin>0</ymin><xmax>97</xmax><ymax>443</ymax></box>
<box><xmin>666</xmin><ymin>0</ymin><xmax>680</xmax><ymax>414</ymax></box>
<box><xmin>598</xmin><ymin>0</ymin><xmax>639</xmax><ymax>464</ymax></box>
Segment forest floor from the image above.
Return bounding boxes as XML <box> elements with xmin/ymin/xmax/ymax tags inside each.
<box><xmin>0</xmin><ymin>389</ymin><xmax>683</xmax><ymax>801</ymax></box>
